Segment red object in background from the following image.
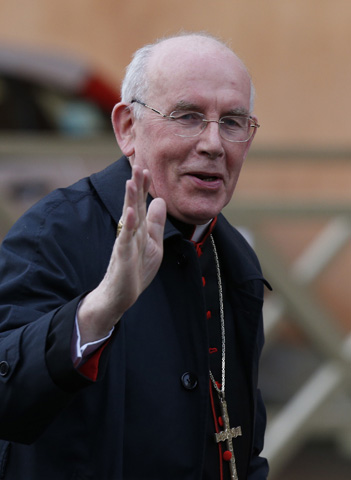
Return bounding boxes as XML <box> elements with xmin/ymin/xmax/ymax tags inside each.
<box><xmin>81</xmin><ymin>73</ymin><xmax>119</xmax><ymax>112</ymax></box>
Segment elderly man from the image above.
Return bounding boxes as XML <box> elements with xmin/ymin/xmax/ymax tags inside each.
<box><xmin>0</xmin><ymin>33</ymin><xmax>269</xmax><ymax>479</ymax></box>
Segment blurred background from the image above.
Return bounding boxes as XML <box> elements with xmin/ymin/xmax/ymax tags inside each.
<box><xmin>0</xmin><ymin>1</ymin><xmax>350</xmax><ymax>477</ymax></box>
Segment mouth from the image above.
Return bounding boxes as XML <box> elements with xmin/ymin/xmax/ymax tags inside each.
<box><xmin>187</xmin><ymin>172</ymin><xmax>223</xmax><ymax>189</ymax></box>
<box><xmin>194</xmin><ymin>174</ymin><xmax>220</xmax><ymax>182</ymax></box>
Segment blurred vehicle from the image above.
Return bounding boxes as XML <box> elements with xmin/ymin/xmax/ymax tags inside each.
<box><xmin>0</xmin><ymin>45</ymin><xmax>120</xmax><ymax>135</ymax></box>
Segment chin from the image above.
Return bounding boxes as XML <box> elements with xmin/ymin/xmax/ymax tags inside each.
<box><xmin>170</xmin><ymin>198</ymin><xmax>224</xmax><ymax>225</ymax></box>
<box><xmin>181</xmin><ymin>210</ymin><xmax>216</xmax><ymax>225</ymax></box>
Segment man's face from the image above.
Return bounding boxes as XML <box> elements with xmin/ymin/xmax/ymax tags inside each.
<box><xmin>127</xmin><ymin>38</ymin><xmax>256</xmax><ymax>225</ymax></box>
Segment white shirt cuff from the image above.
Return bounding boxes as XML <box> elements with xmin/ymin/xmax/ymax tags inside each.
<box><xmin>71</xmin><ymin>308</ymin><xmax>114</xmax><ymax>368</ymax></box>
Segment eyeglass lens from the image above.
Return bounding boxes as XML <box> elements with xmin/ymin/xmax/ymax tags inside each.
<box><xmin>170</xmin><ymin>112</ymin><xmax>254</xmax><ymax>142</ymax></box>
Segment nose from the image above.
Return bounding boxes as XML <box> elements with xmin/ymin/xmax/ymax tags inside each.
<box><xmin>197</xmin><ymin>120</ymin><xmax>224</xmax><ymax>159</ymax></box>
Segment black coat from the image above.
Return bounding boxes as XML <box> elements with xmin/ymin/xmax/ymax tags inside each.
<box><xmin>0</xmin><ymin>156</ymin><xmax>269</xmax><ymax>479</ymax></box>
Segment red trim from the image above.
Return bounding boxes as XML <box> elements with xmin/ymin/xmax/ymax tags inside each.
<box><xmin>195</xmin><ymin>243</ymin><xmax>203</xmax><ymax>257</ymax></box>
<box><xmin>209</xmin><ymin>380</ymin><xmax>223</xmax><ymax>480</ymax></box>
<box><xmin>78</xmin><ymin>339</ymin><xmax>110</xmax><ymax>381</ymax></box>
<box><xmin>209</xmin><ymin>347</ymin><xmax>218</xmax><ymax>354</ymax></box>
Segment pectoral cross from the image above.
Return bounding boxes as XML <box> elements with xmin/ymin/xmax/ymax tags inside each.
<box><xmin>214</xmin><ymin>396</ymin><xmax>242</xmax><ymax>480</ymax></box>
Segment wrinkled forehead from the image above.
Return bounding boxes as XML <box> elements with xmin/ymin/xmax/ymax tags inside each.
<box><xmin>145</xmin><ymin>36</ymin><xmax>251</xmax><ymax>106</ymax></box>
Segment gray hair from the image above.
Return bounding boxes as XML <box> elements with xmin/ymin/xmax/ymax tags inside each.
<box><xmin>121</xmin><ymin>42</ymin><xmax>154</xmax><ymax>116</ymax></box>
<box><xmin>121</xmin><ymin>33</ymin><xmax>255</xmax><ymax>115</ymax></box>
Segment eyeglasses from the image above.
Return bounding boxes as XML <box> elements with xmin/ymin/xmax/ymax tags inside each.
<box><xmin>131</xmin><ymin>99</ymin><xmax>259</xmax><ymax>143</ymax></box>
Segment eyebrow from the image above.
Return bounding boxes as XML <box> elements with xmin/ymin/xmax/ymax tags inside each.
<box><xmin>226</xmin><ymin>107</ymin><xmax>250</xmax><ymax>117</ymax></box>
<box><xmin>171</xmin><ymin>101</ymin><xmax>250</xmax><ymax>117</ymax></box>
<box><xmin>172</xmin><ymin>100</ymin><xmax>200</xmax><ymax>112</ymax></box>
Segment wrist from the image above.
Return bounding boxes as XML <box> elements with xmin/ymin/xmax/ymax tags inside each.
<box><xmin>77</xmin><ymin>291</ymin><xmax>122</xmax><ymax>345</ymax></box>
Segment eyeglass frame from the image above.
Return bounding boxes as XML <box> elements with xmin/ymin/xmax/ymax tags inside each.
<box><xmin>130</xmin><ymin>99</ymin><xmax>260</xmax><ymax>143</ymax></box>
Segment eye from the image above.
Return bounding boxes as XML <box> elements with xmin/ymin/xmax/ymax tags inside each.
<box><xmin>221</xmin><ymin>116</ymin><xmax>248</xmax><ymax>129</ymax></box>
<box><xmin>170</xmin><ymin>111</ymin><xmax>203</xmax><ymax>124</ymax></box>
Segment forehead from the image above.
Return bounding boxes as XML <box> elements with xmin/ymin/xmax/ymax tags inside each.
<box><xmin>146</xmin><ymin>37</ymin><xmax>251</xmax><ymax>110</ymax></box>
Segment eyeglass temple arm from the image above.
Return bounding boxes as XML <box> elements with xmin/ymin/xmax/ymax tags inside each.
<box><xmin>131</xmin><ymin>99</ymin><xmax>168</xmax><ymax>118</ymax></box>
<box><xmin>249</xmin><ymin>116</ymin><xmax>260</xmax><ymax>128</ymax></box>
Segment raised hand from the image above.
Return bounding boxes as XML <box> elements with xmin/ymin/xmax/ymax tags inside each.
<box><xmin>77</xmin><ymin>165</ymin><xmax>167</xmax><ymax>344</ymax></box>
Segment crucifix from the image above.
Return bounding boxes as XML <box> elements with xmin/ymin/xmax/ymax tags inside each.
<box><xmin>214</xmin><ymin>396</ymin><xmax>242</xmax><ymax>480</ymax></box>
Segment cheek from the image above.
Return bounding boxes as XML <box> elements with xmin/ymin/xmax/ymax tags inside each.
<box><xmin>228</xmin><ymin>149</ymin><xmax>246</xmax><ymax>174</ymax></box>
<box><xmin>225</xmin><ymin>157</ymin><xmax>245</xmax><ymax>192</ymax></box>
<box><xmin>148</xmin><ymin>163</ymin><xmax>177</xmax><ymax>200</ymax></box>
<box><xmin>146</xmin><ymin>143</ymin><xmax>188</xmax><ymax>197</ymax></box>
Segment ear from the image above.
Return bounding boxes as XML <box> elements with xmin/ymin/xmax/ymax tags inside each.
<box><xmin>111</xmin><ymin>102</ymin><xmax>135</xmax><ymax>157</ymax></box>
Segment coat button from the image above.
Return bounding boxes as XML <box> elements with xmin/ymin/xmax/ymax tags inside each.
<box><xmin>181</xmin><ymin>372</ymin><xmax>198</xmax><ymax>390</ymax></box>
<box><xmin>0</xmin><ymin>361</ymin><xmax>10</xmax><ymax>377</ymax></box>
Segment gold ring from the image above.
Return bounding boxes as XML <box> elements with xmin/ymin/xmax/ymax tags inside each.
<box><xmin>116</xmin><ymin>220</ymin><xmax>123</xmax><ymax>237</ymax></box>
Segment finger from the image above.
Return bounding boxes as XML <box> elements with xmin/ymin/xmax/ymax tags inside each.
<box><xmin>123</xmin><ymin>206</ymin><xmax>137</xmax><ymax>235</ymax></box>
<box><xmin>128</xmin><ymin>166</ymin><xmax>148</xmax><ymax>228</ymax></box>
<box><xmin>146</xmin><ymin>197</ymin><xmax>167</xmax><ymax>244</ymax></box>
<box><xmin>135</xmin><ymin>168</ymin><xmax>150</xmax><ymax>225</ymax></box>
<box><xmin>119</xmin><ymin>166</ymin><xmax>142</xmax><ymax>229</ymax></box>
<box><xmin>118</xmin><ymin>166</ymin><xmax>151</xmax><ymax>240</ymax></box>
<box><xmin>116</xmin><ymin>206</ymin><xmax>136</xmax><ymax>247</ymax></box>
<box><xmin>120</xmin><ymin>176</ymin><xmax>135</xmax><ymax>225</ymax></box>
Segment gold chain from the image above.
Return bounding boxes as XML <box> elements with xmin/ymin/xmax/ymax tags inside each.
<box><xmin>209</xmin><ymin>235</ymin><xmax>226</xmax><ymax>399</ymax></box>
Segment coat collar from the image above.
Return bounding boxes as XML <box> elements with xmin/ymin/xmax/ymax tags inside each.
<box><xmin>90</xmin><ymin>156</ymin><xmax>131</xmax><ymax>225</ymax></box>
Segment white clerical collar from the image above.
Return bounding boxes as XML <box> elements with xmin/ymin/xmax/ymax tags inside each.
<box><xmin>191</xmin><ymin>220</ymin><xmax>213</xmax><ymax>243</ymax></box>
